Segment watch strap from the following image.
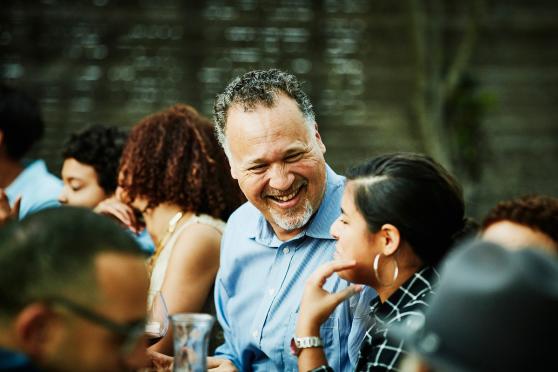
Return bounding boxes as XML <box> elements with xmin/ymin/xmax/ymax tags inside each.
<box><xmin>295</xmin><ymin>336</ymin><xmax>323</xmax><ymax>348</ymax></box>
<box><xmin>290</xmin><ymin>336</ymin><xmax>324</xmax><ymax>356</ymax></box>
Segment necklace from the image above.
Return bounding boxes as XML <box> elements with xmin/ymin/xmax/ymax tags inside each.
<box><xmin>147</xmin><ymin>211</ymin><xmax>185</xmax><ymax>275</ymax></box>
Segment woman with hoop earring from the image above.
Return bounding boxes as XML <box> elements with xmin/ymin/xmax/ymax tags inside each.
<box><xmin>294</xmin><ymin>152</ymin><xmax>473</xmax><ymax>372</ymax></box>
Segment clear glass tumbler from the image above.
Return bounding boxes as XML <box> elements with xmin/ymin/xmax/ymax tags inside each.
<box><xmin>171</xmin><ymin>313</ymin><xmax>215</xmax><ymax>372</ymax></box>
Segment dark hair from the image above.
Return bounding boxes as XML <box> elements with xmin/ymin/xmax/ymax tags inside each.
<box><xmin>347</xmin><ymin>152</ymin><xmax>467</xmax><ymax>266</ymax></box>
<box><xmin>62</xmin><ymin>125</ymin><xmax>127</xmax><ymax>194</ymax></box>
<box><xmin>213</xmin><ymin>68</ymin><xmax>315</xmax><ymax>149</ymax></box>
<box><xmin>119</xmin><ymin>104</ymin><xmax>244</xmax><ymax>221</ymax></box>
<box><xmin>0</xmin><ymin>84</ymin><xmax>44</xmax><ymax>160</ymax></box>
<box><xmin>0</xmin><ymin>207</ymin><xmax>144</xmax><ymax>315</ymax></box>
<box><xmin>482</xmin><ymin>195</ymin><xmax>558</xmax><ymax>245</ymax></box>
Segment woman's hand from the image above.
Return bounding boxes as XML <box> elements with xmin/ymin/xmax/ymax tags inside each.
<box><xmin>0</xmin><ymin>190</ymin><xmax>20</xmax><ymax>226</ymax></box>
<box><xmin>143</xmin><ymin>350</ymin><xmax>173</xmax><ymax>371</ymax></box>
<box><xmin>207</xmin><ymin>357</ymin><xmax>238</xmax><ymax>371</ymax></box>
<box><xmin>296</xmin><ymin>260</ymin><xmax>363</xmax><ymax>337</ymax></box>
<box><xmin>94</xmin><ymin>196</ymin><xmax>144</xmax><ymax>233</ymax></box>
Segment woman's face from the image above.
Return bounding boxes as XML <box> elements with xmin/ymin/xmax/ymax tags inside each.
<box><xmin>330</xmin><ymin>182</ymin><xmax>382</xmax><ymax>286</ymax></box>
<box><xmin>59</xmin><ymin>158</ymin><xmax>108</xmax><ymax>208</ymax></box>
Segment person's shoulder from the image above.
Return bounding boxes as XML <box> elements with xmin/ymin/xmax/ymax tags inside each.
<box><xmin>219</xmin><ymin>202</ymin><xmax>261</xmax><ymax>259</ymax></box>
<box><xmin>22</xmin><ymin>160</ymin><xmax>62</xmax><ymax>192</ymax></box>
<box><xmin>226</xmin><ymin>200</ymin><xmax>260</xmax><ymax>225</ymax></box>
<box><xmin>37</xmin><ymin>171</ymin><xmax>63</xmax><ymax>195</ymax></box>
<box><xmin>12</xmin><ymin>162</ymin><xmax>62</xmax><ymax>218</ymax></box>
<box><xmin>172</xmin><ymin>223</ymin><xmax>221</xmax><ymax>265</ymax></box>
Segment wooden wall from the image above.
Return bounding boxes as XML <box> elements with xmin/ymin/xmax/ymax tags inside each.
<box><xmin>1</xmin><ymin>0</ymin><xmax>556</xmax><ymax>219</ymax></box>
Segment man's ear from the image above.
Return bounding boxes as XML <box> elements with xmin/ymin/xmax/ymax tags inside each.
<box><xmin>14</xmin><ymin>303</ymin><xmax>60</xmax><ymax>359</ymax></box>
<box><xmin>380</xmin><ymin>224</ymin><xmax>401</xmax><ymax>256</ymax></box>
<box><xmin>313</xmin><ymin>123</ymin><xmax>326</xmax><ymax>154</ymax></box>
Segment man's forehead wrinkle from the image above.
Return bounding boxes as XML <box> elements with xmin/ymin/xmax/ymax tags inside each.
<box><xmin>245</xmin><ymin>126</ymin><xmax>303</xmax><ymax>147</ymax></box>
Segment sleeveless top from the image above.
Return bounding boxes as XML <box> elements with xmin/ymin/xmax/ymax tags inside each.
<box><xmin>149</xmin><ymin>213</ymin><xmax>226</xmax><ymax>299</ymax></box>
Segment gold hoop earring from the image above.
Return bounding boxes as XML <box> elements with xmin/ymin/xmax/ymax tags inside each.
<box><xmin>373</xmin><ymin>253</ymin><xmax>399</xmax><ymax>287</ymax></box>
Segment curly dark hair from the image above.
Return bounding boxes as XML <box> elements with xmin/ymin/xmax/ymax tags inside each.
<box><xmin>62</xmin><ymin>125</ymin><xmax>127</xmax><ymax>194</ymax></box>
<box><xmin>213</xmin><ymin>69</ymin><xmax>315</xmax><ymax>151</ymax></box>
<box><xmin>0</xmin><ymin>84</ymin><xmax>44</xmax><ymax>160</ymax></box>
<box><xmin>482</xmin><ymin>195</ymin><xmax>558</xmax><ymax>245</ymax></box>
<box><xmin>119</xmin><ymin>104</ymin><xmax>244</xmax><ymax>221</ymax></box>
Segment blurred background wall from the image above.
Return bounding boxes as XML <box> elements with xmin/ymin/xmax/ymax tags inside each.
<box><xmin>1</xmin><ymin>0</ymin><xmax>557</xmax><ymax>219</ymax></box>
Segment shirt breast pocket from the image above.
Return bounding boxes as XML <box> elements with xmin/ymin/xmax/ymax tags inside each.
<box><xmin>282</xmin><ymin>310</ymin><xmax>340</xmax><ymax>372</ymax></box>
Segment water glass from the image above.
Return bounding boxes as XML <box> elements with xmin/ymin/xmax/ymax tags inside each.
<box><xmin>171</xmin><ymin>313</ymin><xmax>215</xmax><ymax>372</ymax></box>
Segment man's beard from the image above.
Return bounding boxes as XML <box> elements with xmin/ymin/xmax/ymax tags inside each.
<box><xmin>268</xmin><ymin>197</ymin><xmax>314</xmax><ymax>231</ymax></box>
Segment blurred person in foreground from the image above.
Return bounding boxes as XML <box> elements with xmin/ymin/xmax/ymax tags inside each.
<box><xmin>0</xmin><ymin>84</ymin><xmax>61</xmax><ymax>223</ymax></box>
<box><xmin>395</xmin><ymin>240</ymin><xmax>558</xmax><ymax>372</ymax></box>
<box><xmin>296</xmin><ymin>153</ymin><xmax>470</xmax><ymax>372</ymax></box>
<box><xmin>209</xmin><ymin>69</ymin><xmax>377</xmax><ymax>372</ymax></box>
<box><xmin>0</xmin><ymin>207</ymin><xmax>156</xmax><ymax>371</ymax></box>
<box><xmin>58</xmin><ymin>124</ymin><xmax>153</xmax><ymax>253</ymax></box>
<box><xmin>481</xmin><ymin>194</ymin><xmax>558</xmax><ymax>254</ymax></box>
<box><xmin>108</xmin><ymin>104</ymin><xmax>244</xmax><ymax>355</ymax></box>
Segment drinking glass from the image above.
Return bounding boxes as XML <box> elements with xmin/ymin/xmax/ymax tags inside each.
<box><xmin>171</xmin><ymin>313</ymin><xmax>215</xmax><ymax>372</ymax></box>
<box><xmin>145</xmin><ymin>290</ymin><xmax>169</xmax><ymax>346</ymax></box>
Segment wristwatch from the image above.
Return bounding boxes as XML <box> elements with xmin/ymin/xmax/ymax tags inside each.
<box><xmin>290</xmin><ymin>336</ymin><xmax>324</xmax><ymax>356</ymax></box>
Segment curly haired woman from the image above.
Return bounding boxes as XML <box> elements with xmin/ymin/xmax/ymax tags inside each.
<box><xmin>117</xmin><ymin>104</ymin><xmax>244</xmax><ymax>354</ymax></box>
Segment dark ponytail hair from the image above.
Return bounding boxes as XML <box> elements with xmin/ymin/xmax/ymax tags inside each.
<box><xmin>347</xmin><ymin>152</ymin><xmax>469</xmax><ymax>266</ymax></box>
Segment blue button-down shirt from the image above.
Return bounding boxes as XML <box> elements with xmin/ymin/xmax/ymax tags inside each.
<box><xmin>214</xmin><ymin>165</ymin><xmax>377</xmax><ymax>372</ymax></box>
<box><xmin>5</xmin><ymin>159</ymin><xmax>62</xmax><ymax>219</ymax></box>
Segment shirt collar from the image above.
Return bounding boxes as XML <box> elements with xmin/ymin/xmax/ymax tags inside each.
<box><xmin>371</xmin><ymin>266</ymin><xmax>439</xmax><ymax>322</ymax></box>
<box><xmin>248</xmin><ymin>164</ymin><xmax>345</xmax><ymax>247</ymax></box>
<box><xmin>305</xmin><ymin>164</ymin><xmax>345</xmax><ymax>239</ymax></box>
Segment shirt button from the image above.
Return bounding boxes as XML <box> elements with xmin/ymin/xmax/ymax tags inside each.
<box><xmin>283</xmin><ymin>247</ymin><xmax>290</xmax><ymax>254</ymax></box>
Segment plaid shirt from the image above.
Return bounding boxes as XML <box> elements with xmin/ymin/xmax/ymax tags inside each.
<box><xmin>310</xmin><ymin>266</ymin><xmax>439</xmax><ymax>372</ymax></box>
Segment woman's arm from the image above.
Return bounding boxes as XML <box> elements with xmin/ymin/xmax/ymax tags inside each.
<box><xmin>296</xmin><ymin>260</ymin><xmax>362</xmax><ymax>371</ymax></box>
<box><xmin>150</xmin><ymin>223</ymin><xmax>222</xmax><ymax>355</ymax></box>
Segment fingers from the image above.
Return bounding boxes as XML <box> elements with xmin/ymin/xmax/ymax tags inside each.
<box><xmin>0</xmin><ymin>190</ymin><xmax>20</xmax><ymax>225</ymax></box>
<box><xmin>150</xmin><ymin>351</ymin><xmax>173</xmax><ymax>368</ymax></box>
<box><xmin>207</xmin><ymin>357</ymin><xmax>238</xmax><ymax>372</ymax></box>
<box><xmin>330</xmin><ymin>284</ymin><xmax>363</xmax><ymax>304</ymax></box>
<box><xmin>307</xmin><ymin>260</ymin><xmax>357</xmax><ymax>287</ymax></box>
<box><xmin>94</xmin><ymin>198</ymin><xmax>138</xmax><ymax>231</ymax></box>
<box><xmin>0</xmin><ymin>189</ymin><xmax>9</xmax><ymax>209</ymax></box>
<box><xmin>206</xmin><ymin>357</ymin><xmax>220</xmax><ymax>368</ymax></box>
<box><xmin>12</xmin><ymin>196</ymin><xmax>21</xmax><ymax>217</ymax></box>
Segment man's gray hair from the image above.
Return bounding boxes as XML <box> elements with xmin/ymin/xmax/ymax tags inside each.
<box><xmin>213</xmin><ymin>69</ymin><xmax>316</xmax><ymax>154</ymax></box>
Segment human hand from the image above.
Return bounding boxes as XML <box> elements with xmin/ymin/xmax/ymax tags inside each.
<box><xmin>94</xmin><ymin>196</ymin><xmax>144</xmax><ymax>233</ymax></box>
<box><xmin>0</xmin><ymin>189</ymin><xmax>20</xmax><ymax>226</ymax></box>
<box><xmin>139</xmin><ymin>350</ymin><xmax>173</xmax><ymax>371</ymax></box>
<box><xmin>207</xmin><ymin>356</ymin><xmax>238</xmax><ymax>371</ymax></box>
<box><xmin>296</xmin><ymin>260</ymin><xmax>363</xmax><ymax>337</ymax></box>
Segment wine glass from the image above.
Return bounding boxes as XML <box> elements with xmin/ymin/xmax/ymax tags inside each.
<box><xmin>145</xmin><ymin>290</ymin><xmax>169</xmax><ymax>346</ymax></box>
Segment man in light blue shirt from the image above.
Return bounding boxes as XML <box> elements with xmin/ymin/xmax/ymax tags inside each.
<box><xmin>5</xmin><ymin>159</ymin><xmax>62</xmax><ymax>219</ymax></box>
<box><xmin>0</xmin><ymin>85</ymin><xmax>61</xmax><ymax>220</ymax></box>
<box><xmin>210</xmin><ymin>69</ymin><xmax>376</xmax><ymax>371</ymax></box>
